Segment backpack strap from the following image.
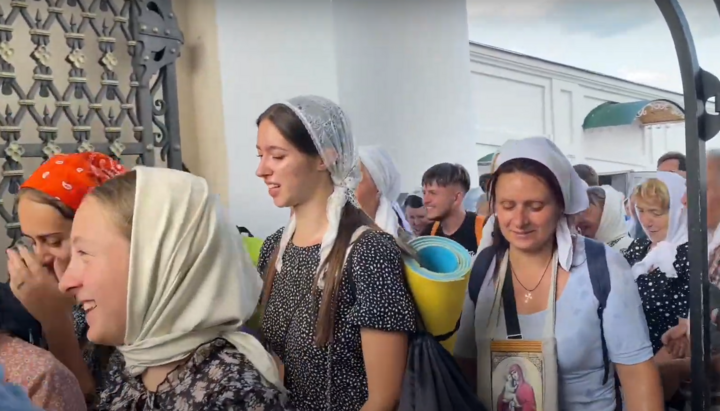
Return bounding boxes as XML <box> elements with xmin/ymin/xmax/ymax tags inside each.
<box><xmin>583</xmin><ymin>237</ymin><xmax>611</xmax><ymax>385</ymax></box>
<box><xmin>469</xmin><ymin>245</ymin><xmax>497</xmax><ymax>307</ymax></box>
<box><xmin>474</xmin><ymin>215</ymin><xmax>486</xmax><ymax>246</ymax></box>
<box><xmin>430</xmin><ymin>221</ymin><xmax>440</xmax><ymax>236</ymax></box>
<box><xmin>237</xmin><ymin>226</ymin><xmax>254</xmax><ymax>237</ymax></box>
<box><xmin>434</xmin><ymin>244</ymin><xmax>497</xmax><ymax>342</ymax></box>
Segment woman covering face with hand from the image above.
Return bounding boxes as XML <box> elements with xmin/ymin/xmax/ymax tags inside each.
<box><xmin>7</xmin><ymin>152</ymin><xmax>126</xmax><ymax>406</ymax></box>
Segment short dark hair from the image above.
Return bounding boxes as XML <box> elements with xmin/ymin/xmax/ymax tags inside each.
<box><xmin>657</xmin><ymin>151</ymin><xmax>686</xmax><ymax>171</ymax></box>
<box><xmin>404</xmin><ymin>194</ymin><xmax>423</xmax><ymax>209</ymax></box>
<box><xmin>422</xmin><ymin>163</ymin><xmax>471</xmax><ymax>193</ymax></box>
<box><xmin>479</xmin><ymin>173</ymin><xmax>492</xmax><ymax>192</ymax></box>
<box><xmin>573</xmin><ymin>164</ymin><xmax>599</xmax><ymax>187</ymax></box>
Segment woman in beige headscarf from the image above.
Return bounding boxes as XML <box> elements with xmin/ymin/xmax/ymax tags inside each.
<box><xmin>58</xmin><ymin>167</ymin><xmax>292</xmax><ymax>410</ymax></box>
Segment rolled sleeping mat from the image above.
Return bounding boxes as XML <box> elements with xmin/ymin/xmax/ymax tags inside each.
<box><xmin>404</xmin><ymin>236</ymin><xmax>472</xmax><ymax>353</ymax></box>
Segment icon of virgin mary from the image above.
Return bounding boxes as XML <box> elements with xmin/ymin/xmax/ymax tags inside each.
<box><xmin>497</xmin><ymin>363</ymin><xmax>537</xmax><ymax>411</ymax></box>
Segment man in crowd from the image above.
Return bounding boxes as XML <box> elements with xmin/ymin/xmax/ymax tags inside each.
<box><xmin>403</xmin><ymin>194</ymin><xmax>431</xmax><ymax>236</ymax></box>
<box><xmin>657</xmin><ymin>151</ymin><xmax>687</xmax><ymax>178</ymax></box>
<box><xmin>421</xmin><ymin>163</ymin><xmax>484</xmax><ymax>255</ymax></box>
<box><xmin>573</xmin><ymin>164</ymin><xmax>599</xmax><ymax>186</ymax></box>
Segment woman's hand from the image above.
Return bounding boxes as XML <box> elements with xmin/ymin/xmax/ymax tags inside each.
<box><xmin>6</xmin><ymin>246</ymin><xmax>75</xmax><ymax>325</ymax></box>
<box><xmin>662</xmin><ymin>318</ymin><xmax>690</xmax><ymax>352</ymax></box>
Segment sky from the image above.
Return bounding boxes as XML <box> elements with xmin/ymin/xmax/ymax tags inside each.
<box><xmin>466</xmin><ymin>0</ymin><xmax>720</xmax><ymax>94</ymax></box>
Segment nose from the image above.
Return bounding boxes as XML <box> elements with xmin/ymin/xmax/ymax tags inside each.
<box><xmin>59</xmin><ymin>254</ymin><xmax>82</xmax><ymax>296</ymax></box>
<box><xmin>510</xmin><ymin>207</ymin><xmax>530</xmax><ymax>227</ymax></box>
<box><xmin>256</xmin><ymin>156</ymin><xmax>271</xmax><ymax>178</ymax></box>
<box><xmin>33</xmin><ymin>244</ymin><xmax>54</xmax><ymax>267</ymax></box>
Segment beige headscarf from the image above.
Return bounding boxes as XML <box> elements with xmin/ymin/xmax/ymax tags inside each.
<box><xmin>117</xmin><ymin>166</ymin><xmax>283</xmax><ymax>390</ymax></box>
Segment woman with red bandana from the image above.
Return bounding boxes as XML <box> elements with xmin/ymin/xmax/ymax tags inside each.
<box><xmin>6</xmin><ymin>152</ymin><xmax>126</xmax><ymax>408</ymax></box>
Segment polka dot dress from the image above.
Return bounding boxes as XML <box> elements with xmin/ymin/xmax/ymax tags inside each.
<box><xmin>623</xmin><ymin>238</ymin><xmax>690</xmax><ymax>354</ymax></box>
<box><xmin>258</xmin><ymin>228</ymin><xmax>416</xmax><ymax>411</ymax></box>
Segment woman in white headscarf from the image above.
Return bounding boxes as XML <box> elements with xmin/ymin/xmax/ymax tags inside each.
<box><xmin>255</xmin><ymin>96</ymin><xmax>416</xmax><ymax>411</ymax></box>
<box><xmin>58</xmin><ymin>167</ymin><xmax>291</xmax><ymax>410</ymax></box>
<box><xmin>622</xmin><ymin>172</ymin><xmax>689</xmax><ymax>357</ymax></box>
<box><xmin>454</xmin><ymin>137</ymin><xmax>663</xmax><ymax>411</ymax></box>
<box><xmin>574</xmin><ymin>185</ymin><xmax>633</xmax><ymax>252</ymax></box>
<box><xmin>356</xmin><ymin>145</ymin><xmax>413</xmax><ymax>238</ymax></box>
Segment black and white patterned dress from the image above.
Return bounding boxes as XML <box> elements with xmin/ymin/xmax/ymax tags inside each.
<box><xmin>258</xmin><ymin>228</ymin><xmax>416</xmax><ymax>411</ymax></box>
<box><xmin>623</xmin><ymin>238</ymin><xmax>690</xmax><ymax>353</ymax></box>
<box><xmin>98</xmin><ymin>339</ymin><xmax>292</xmax><ymax>410</ymax></box>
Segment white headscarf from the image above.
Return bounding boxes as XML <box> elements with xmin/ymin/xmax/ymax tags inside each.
<box><xmin>594</xmin><ymin>185</ymin><xmax>633</xmax><ymax>251</ymax></box>
<box><xmin>632</xmin><ymin>171</ymin><xmax>688</xmax><ymax>279</ymax></box>
<box><xmin>273</xmin><ymin>96</ymin><xmax>360</xmax><ymax>289</ymax></box>
<box><xmin>358</xmin><ymin>145</ymin><xmax>411</xmax><ymax>236</ymax></box>
<box><xmin>493</xmin><ymin>137</ymin><xmax>589</xmax><ymax>270</ymax></box>
<box><xmin>118</xmin><ymin>167</ymin><xmax>283</xmax><ymax>389</ymax></box>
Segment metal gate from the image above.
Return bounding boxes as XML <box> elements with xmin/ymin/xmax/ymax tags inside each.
<box><xmin>0</xmin><ymin>0</ymin><xmax>183</xmax><ymax>245</ymax></box>
<box><xmin>658</xmin><ymin>0</ymin><xmax>720</xmax><ymax>408</ymax></box>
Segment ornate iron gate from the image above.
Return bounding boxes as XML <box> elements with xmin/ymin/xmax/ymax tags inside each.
<box><xmin>657</xmin><ymin>0</ymin><xmax>720</xmax><ymax>407</ymax></box>
<box><xmin>0</xmin><ymin>0</ymin><xmax>183</xmax><ymax>244</ymax></box>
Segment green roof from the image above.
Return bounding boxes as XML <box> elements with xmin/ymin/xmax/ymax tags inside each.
<box><xmin>582</xmin><ymin>99</ymin><xmax>684</xmax><ymax>130</ymax></box>
<box><xmin>582</xmin><ymin>100</ymin><xmax>652</xmax><ymax>129</ymax></box>
<box><xmin>477</xmin><ymin>152</ymin><xmax>495</xmax><ymax>165</ymax></box>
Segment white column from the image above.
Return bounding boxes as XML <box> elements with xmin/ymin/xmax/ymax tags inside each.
<box><xmin>215</xmin><ymin>0</ymin><xmax>340</xmax><ymax>237</ymax></box>
<box><xmin>214</xmin><ymin>0</ymin><xmax>475</xmax><ymax>237</ymax></box>
<box><xmin>333</xmin><ymin>0</ymin><xmax>476</xmax><ymax>193</ymax></box>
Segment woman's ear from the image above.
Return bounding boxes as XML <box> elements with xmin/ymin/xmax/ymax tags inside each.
<box><xmin>316</xmin><ymin>158</ymin><xmax>329</xmax><ymax>172</ymax></box>
<box><xmin>317</xmin><ymin>148</ymin><xmax>338</xmax><ymax>172</ymax></box>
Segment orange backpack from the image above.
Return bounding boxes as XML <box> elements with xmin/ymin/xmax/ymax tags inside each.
<box><xmin>429</xmin><ymin>215</ymin><xmax>486</xmax><ymax>246</ymax></box>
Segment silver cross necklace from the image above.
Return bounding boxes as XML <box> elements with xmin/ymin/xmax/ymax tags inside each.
<box><xmin>510</xmin><ymin>255</ymin><xmax>553</xmax><ymax>303</ymax></box>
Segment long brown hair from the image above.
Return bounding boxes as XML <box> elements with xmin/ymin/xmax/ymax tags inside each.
<box><xmin>257</xmin><ymin>104</ymin><xmax>415</xmax><ymax>346</ymax></box>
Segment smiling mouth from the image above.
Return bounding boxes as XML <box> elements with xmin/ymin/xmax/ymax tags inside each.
<box><xmin>81</xmin><ymin>301</ymin><xmax>97</xmax><ymax>313</ymax></box>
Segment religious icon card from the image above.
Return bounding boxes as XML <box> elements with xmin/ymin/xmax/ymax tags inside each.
<box><xmin>491</xmin><ymin>340</ymin><xmax>544</xmax><ymax>411</ymax></box>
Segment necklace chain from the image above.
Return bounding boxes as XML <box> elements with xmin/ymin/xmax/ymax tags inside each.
<box><xmin>510</xmin><ymin>254</ymin><xmax>553</xmax><ymax>302</ymax></box>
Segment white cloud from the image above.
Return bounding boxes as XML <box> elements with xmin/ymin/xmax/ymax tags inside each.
<box><xmin>466</xmin><ymin>0</ymin><xmax>558</xmax><ymax>20</ymax></box>
<box><xmin>618</xmin><ymin>68</ymin><xmax>670</xmax><ymax>84</ymax></box>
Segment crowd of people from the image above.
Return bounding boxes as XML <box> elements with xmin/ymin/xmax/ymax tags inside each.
<box><xmin>0</xmin><ymin>94</ymin><xmax>716</xmax><ymax>411</ymax></box>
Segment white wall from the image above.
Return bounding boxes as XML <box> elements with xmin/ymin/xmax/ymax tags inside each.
<box><xmin>215</xmin><ymin>0</ymin><xmax>473</xmax><ymax>238</ymax></box>
<box><xmin>333</xmin><ymin>0</ymin><xmax>475</xmax><ymax>192</ymax></box>
<box><xmin>467</xmin><ymin>43</ymin><xmax>703</xmax><ymax>171</ymax></box>
<box><xmin>214</xmin><ymin>0</ymin><xmax>338</xmax><ymax>237</ymax></box>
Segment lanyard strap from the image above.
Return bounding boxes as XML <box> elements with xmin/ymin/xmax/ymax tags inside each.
<box><xmin>502</xmin><ymin>263</ymin><xmax>522</xmax><ymax>339</ymax></box>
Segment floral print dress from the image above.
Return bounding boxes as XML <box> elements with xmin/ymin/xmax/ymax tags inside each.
<box><xmin>0</xmin><ymin>333</ymin><xmax>87</xmax><ymax>411</ymax></box>
<box><xmin>98</xmin><ymin>338</ymin><xmax>293</xmax><ymax>410</ymax></box>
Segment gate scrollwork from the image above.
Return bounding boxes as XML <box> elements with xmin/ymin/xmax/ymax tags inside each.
<box><xmin>0</xmin><ymin>0</ymin><xmax>183</xmax><ymax>245</ymax></box>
